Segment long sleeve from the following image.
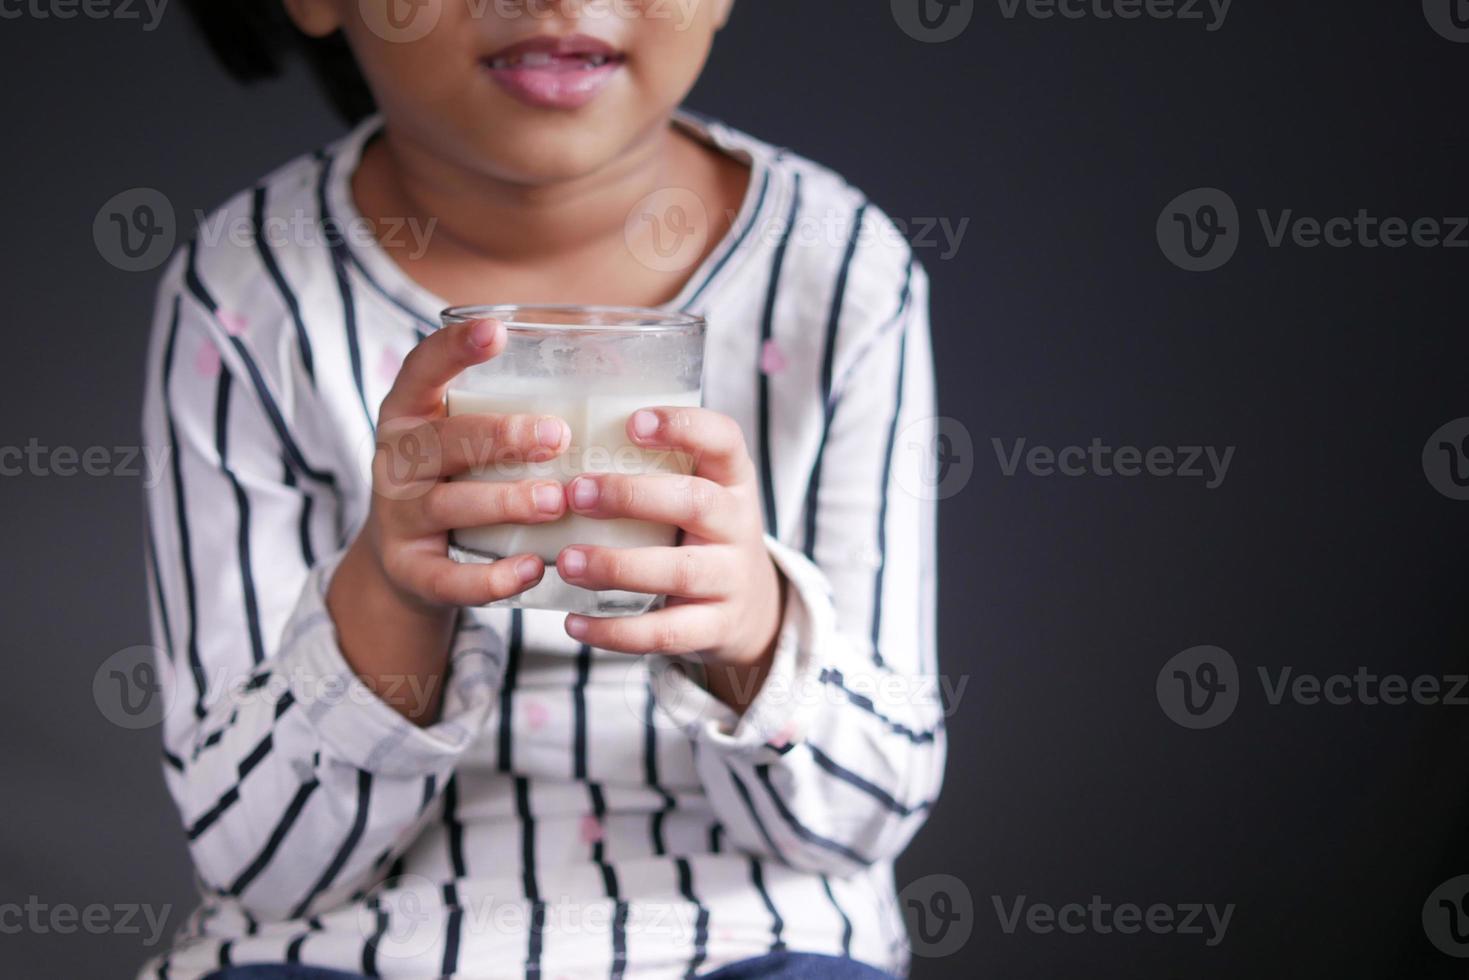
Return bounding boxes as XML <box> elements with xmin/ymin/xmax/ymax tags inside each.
<box><xmin>141</xmin><ymin>246</ymin><xmax>505</xmax><ymax>922</ymax></box>
<box><xmin>651</xmin><ymin>255</ymin><xmax>945</xmax><ymax>877</ymax></box>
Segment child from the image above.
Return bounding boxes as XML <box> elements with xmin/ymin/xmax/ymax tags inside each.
<box><xmin>142</xmin><ymin>2</ymin><xmax>943</xmax><ymax>977</ymax></box>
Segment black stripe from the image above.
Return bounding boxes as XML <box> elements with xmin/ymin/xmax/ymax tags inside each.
<box><xmin>291</xmin><ymin>769</ymin><xmax>374</xmax><ymax>917</ymax></box>
<box><xmin>227</xmin><ymin>777</ymin><xmax>321</xmax><ymax>895</ymax></box>
<box><xmin>284</xmin><ymin>916</ymin><xmax>322</xmax><ymax>964</ymax></box>
<box><xmin>588</xmin><ymin>784</ymin><xmax>627</xmax><ymax>979</ymax></box>
<box><xmin>360</xmin><ymin>900</ymin><xmax>387</xmax><ymax>977</ymax></box>
<box><xmin>162</xmin><ymin>748</ymin><xmax>184</xmax><ymax>773</ymax></box>
<box><xmin>160</xmin><ymin>296</ymin><xmax>207</xmax><ymax>719</ymax></box>
<box><xmin>515</xmin><ymin>776</ymin><xmax>544</xmax><ymax>978</ymax></box>
<box><xmin>215</xmin><ymin>370</ymin><xmax>266</xmax><ymax>665</ymax></box>
<box><xmin>186</xmin><ymin>693</ymin><xmax>294</xmax><ymax>839</ymax></box>
<box><xmin>753</xmin><ymin>764</ymin><xmax>870</xmax><ymax>866</ymax></box>
<box><xmin>216</xmin><ymin>941</ymin><xmax>232</xmax><ymax>968</ymax></box>
<box><xmin>709</xmin><ymin>823</ymin><xmax>724</xmax><ymax>854</ymax></box>
<box><xmin>281</xmin><ymin>460</ymin><xmax>317</xmax><ymax>568</ymax></box>
<box><xmin>341</xmin><ymin>247</ymin><xmax>438</xmax><ymax>330</ymax></box>
<box><xmin>803</xmin><ymin>203</ymin><xmax>869</xmax><ymax>560</ymax></box>
<box><xmin>725</xmin><ymin>764</ymin><xmax>783</xmax><ymax>859</ymax></box>
<box><xmin>821</xmin><ymin>875</ymin><xmax>853</xmax><ymax>958</ymax></box>
<box><xmin>755</xmin><ymin>172</ymin><xmax>804</xmax><ymax>536</ymax></box>
<box><xmin>440</xmin><ymin>892</ymin><xmax>463</xmax><ymax>977</ymax></box>
<box><xmin>869</xmin><ymin>327</ymin><xmax>910</xmax><ymax>668</ymax></box>
<box><xmin>749</xmin><ymin>858</ymin><xmax>786</xmax><ymax>953</ymax></box>
<box><xmin>143</xmin><ymin>516</ymin><xmax>173</xmax><ymax>658</ymax></box>
<box><xmin>675</xmin><ymin>858</ymin><xmax>709</xmax><ymax>979</ymax></box>
<box><xmin>809</xmin><ymin>743</ymin><xmax>927</xmax><ymax>817</ymax></box>
<box><xmin>183</xmin><ymin>240</ymin><xmax>338</xmax><ymax>487</ymax></box>
<box><xmin>685</xmin><ymin>166</ymin><xmax>773</xmax><ymax>311</ymax></box>
<box><xmin>315</xmin><ymin>152</ymin><xmax>376</xmax><ymax>431</ymax></box>
<box><xmin>251</xmin><ymin>184</ymin><xmax>315</xmax><ymax>382</ymax></box>
<box><xmin>573</xmin><ymin>644</ymin><xmax>591</xmax><ymax>781</ymax></box>
<box><xmin>643</xmin><ymin>682</ymin><xmax>675</xmax><ymax>855</ymax></box>
<box><xmin>820</xmin><ymin>667</ymin><xmax>942</xmax><ymax>744</ymax></box>
<box><xmin>420</xmin><ymin>773</ymin><xmax>438</xmax><ymax>814</ymax></box>
<box><xmin>444</xmin><ymin>775</ymin><xmax>467</xmax><ymax>878</ymax></box>
<box><xmin>497</xmin><ymin>610</ymin><xmax>524</xmax><ymax>773</ymax></box>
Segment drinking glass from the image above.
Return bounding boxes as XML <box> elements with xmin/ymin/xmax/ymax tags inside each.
<box><xmin>440</xmin><ymin>304</ymin><xmax>707</xmax><ymax>616</ymax></box>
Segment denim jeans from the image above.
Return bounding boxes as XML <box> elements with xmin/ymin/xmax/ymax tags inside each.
<box><xmin>204</xmin><ymin>951</ymin><xmax>897</xmax><ymax>979</ymax></box>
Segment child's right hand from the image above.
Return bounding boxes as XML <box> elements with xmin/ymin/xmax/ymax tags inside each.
<box><xmin>326</xmin><ymin>318</ymin><xmax>570</xmax><ymax>723</ymax></box>
<box><xmin>358</xmin><ymin>317</ymin><xmax>571</xmax><ymax>611</ymax></box>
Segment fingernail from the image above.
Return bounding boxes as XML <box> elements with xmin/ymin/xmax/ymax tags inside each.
<box><xmin>565</xmin><ymin>615</ymin><xmax>588</xmax><ymax>639</ymax></box>
<box><xmin>571</xmin><ymin>477</ymin><xmax>599</xmax><ymax>509</ymax></box>
<box><xmin>561</xmin><ymin>548</ymin><xmax>587</xmax><ymax>577</ymax></box>
<box><xmin>533</xmin><ymin>483</ymin><xmax>562</xmax><ymax>514</ymax></box>
<box><xmin>516</xmin><ymin>557</ymin><xmax>542</xmax><ymax>583</ymax></box>
<box><xmin>631</xmin><ymin>410</ymin><xmax>659</xmax><ymax>440</ymax></box>
<box><xmin>470</xmin><ymin>319</ymin><xmax>501</xmax><ymax>349</ymax></box>
<box><xmin>537</xmin><ymin>417</ymin><xmax>566</xmax><ymax>448</ymax></box>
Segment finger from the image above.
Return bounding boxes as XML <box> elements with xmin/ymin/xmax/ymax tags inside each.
<box><xmin>378</xmin><ymin>318</ymin><xmax>505</xmax><ymax>422</ymax></box>
<box><xmin>566</xmin><ymin>472</ymin><xmax>740</xmax><ymax>541</ymax></box>
<box><xmin>388</xmin><ymin>548</ymin><xmax>545</xmax><ymax>608</ymax></box>
<box><xmin>626</xmin><ymin>406</ymin><xmax>755</xmax><ymax>487</ymax></box>
<box><xmin>557</xmin><ymin>545</ymin><xmax>733</xmax><ymax>600</ymax></box>
<box><xmin>433</xmin><ymin>412</ymin><xmax>571</xmax><ymax>475</ymax></box>
<box><xmin>564</xmin><ymin>602</ymin><xmax>725</xmax><ymax>656</ymax></box>
<box><xmin>409</xmin><ymin>479</ymin><xmax>567</xmax><ymax>535</ymax></box>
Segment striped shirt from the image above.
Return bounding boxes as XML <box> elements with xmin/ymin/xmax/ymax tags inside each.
<box><xmin>138</xmin><ymin>110</ymin><xmax>943</xmax><ymax>979</ymax></box>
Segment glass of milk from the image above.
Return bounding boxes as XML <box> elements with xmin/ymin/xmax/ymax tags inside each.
<box><xmin>439</xmin><ymin>305</ymin><xmax>707</xmax><ymax>617</ymax></box>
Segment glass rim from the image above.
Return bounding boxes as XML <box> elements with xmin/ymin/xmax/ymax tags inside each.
<box><xmin>441</xmin><ymin>304</ymin><xmax>705</xmax><ymax>335</ymax></box>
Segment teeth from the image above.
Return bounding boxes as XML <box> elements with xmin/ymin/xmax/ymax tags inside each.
<box><xmin>584</xmin><ymin>55</ymin><xmax>608</xmax><ymax>68</ymax></box>
<box><xmin>521</xmin><ymin>51</ymin><xmax>553</xmax><ymax>67</ymax></box>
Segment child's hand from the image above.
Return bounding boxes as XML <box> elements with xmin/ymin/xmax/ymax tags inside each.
<box><xmin>347</xmin><ymin>318</ymin><xmax>572</xmax><ymax>613</ymax></box>
<box><xmin>554</xmin><ymin>407</ymin><xmax>786</xmax><ymax>712</ymax></box>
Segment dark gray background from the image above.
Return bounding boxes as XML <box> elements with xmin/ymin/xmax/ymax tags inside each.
<box><xmin>2</xmin><ymin>1</ymin><xmax>1467</xmax><ymax>977</ymax></box>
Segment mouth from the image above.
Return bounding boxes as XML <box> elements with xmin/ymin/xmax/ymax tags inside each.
<box><xmin>480</xmin><ymin>34</ymin><xmax>627</xmax><ymax>110</ymax></box>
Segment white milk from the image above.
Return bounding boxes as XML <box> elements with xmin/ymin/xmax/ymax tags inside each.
<box><xmin>445</xmin><ymin>381</ymin><xmax>700</xmax><ymax>612</ymax></box>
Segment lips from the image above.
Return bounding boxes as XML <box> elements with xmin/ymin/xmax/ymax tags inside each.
<box><xmin>481</xmin><ymin>34</ymin><xmax>626</xmax><ymax>110</ymax></box>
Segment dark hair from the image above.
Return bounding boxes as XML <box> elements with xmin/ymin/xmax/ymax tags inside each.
<box><xmin>181</xmin><ymin>0</ymin><xmax>376</xmax><ymax>124</ymax></box>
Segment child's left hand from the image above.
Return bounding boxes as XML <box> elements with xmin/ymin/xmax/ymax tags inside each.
<box><xmin>556</xmin><ymin>406</ymin><xmax>786</xmax><ymax>711</ymax></box>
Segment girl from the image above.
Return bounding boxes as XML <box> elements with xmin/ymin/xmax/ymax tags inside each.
<box><xmin>142</xmin><ymin>1</ymin><xmax>943</xmax><ymax>977</ymax></box>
